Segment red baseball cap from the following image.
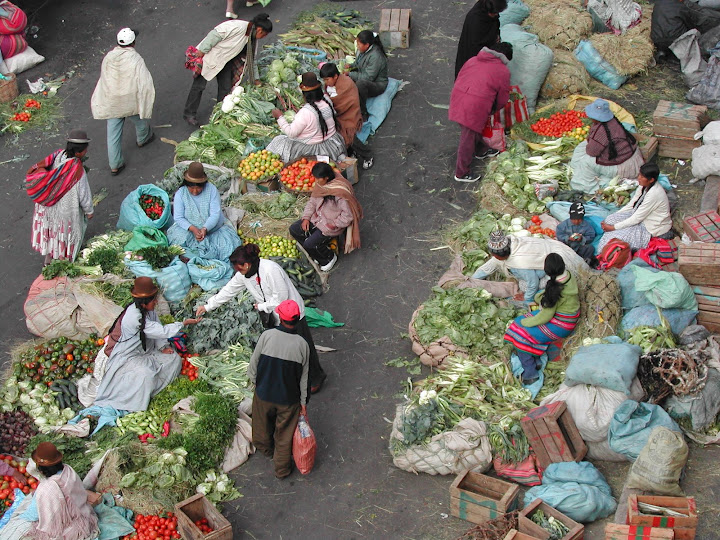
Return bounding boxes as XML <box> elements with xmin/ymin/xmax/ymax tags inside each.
<box><xmin>276</xmin><ymin>300</ymin><xmax>300</xmax><ymax>321</ymax></box>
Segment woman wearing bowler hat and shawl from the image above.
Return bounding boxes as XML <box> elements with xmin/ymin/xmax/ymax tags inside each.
<box><xmin>94</xmin><ymin>277</ymin><xmax>201</xmax><ymax>412</ymax></box>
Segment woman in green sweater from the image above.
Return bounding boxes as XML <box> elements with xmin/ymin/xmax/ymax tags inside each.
<box><xmin>504</xmin><ymin>253</ymin><xmax>580</xmax><ymax>384</ymax></box>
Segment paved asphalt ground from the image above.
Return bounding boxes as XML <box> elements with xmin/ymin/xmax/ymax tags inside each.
<box><xmin>3</xmin><ymin>0</ymin><xmax>720</xmax><ymax>538</ymax></box>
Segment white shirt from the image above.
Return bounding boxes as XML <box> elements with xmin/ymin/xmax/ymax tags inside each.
<box><xmin>615</xmin><ymin>182</ymin><xmax>672</xmax><ymax>236</ymax></box>
<box><xmin>204</xmin><ymin>259</ymin><xmax>305</xmax><ymax>323</ymax></box>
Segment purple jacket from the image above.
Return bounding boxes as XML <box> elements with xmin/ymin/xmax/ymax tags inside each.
<box><xmin>449</xmin><ymin>49</ymin><xmax>511</xmax><ymax>133</ymax></box>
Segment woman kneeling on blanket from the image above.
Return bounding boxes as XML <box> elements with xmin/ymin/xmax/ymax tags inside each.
<box><xmin>504</xmin><ymin>253</ymin><xmax>580</xmax><ymax>385</ymax></box>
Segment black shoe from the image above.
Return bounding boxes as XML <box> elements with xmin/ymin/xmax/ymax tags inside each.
<box><xmin>589</xmin><ymin>256</ymin><xmax>600</xmax><ymax>269</ymax></box>
<box><xmin>137</xmin><ymin>132</ymin><xmax>156</xmax><ymax>148</ymax></box>
<box><xmin>522</xmin><ymin>376</ymin><xmax>539</xmax><ymax>385</ymax></box>
<box><xmin>475</xmin><ymin>148</ymin><xmax>500</xmax><ymax>159</ymax></box>
<box><xmin>184</xmin><ymin>116</ymin><xmax>199</xmax><ymax>127</ymax></box>
<box><xmin>110</xmin><ymin>164</ymin><xmax>125</xmax><ymax>176</ymax></box>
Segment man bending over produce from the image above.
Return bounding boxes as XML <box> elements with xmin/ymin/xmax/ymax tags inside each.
<box><xmin>248</xmin><ymin>300</ymin><xmax>309</xmax><ymax>479</ymax></box>
<box><xmin>472</xmin><ymin>230</ymin><xmax>588</xmax><ymax>304</ymax></box>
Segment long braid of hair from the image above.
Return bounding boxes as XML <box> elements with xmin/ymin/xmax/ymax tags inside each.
<box><xmin>134</xmin><ymin>297</ymin><xmax>154</xmax><ymax>351</ymax></box>
<box><xmin>308</xmin><ymin>100</ymin><xmax>329</xmax><ymax>139</ymax></box>
<box><xmin>321</xmin><ymin>95</ymin><xmax>338</xmax><ymax>132</ymax></box>
<box><xmin>540</xmin><ymin>253</ymin><xmax>565</xmax><ymax>309</ymax></box>
<box><xmin>601</xmin><ymin>122</ymin><xmax>618</xmax><ymax>161</ymax></box>
<box><xmin>240</xmin><ymin>24</ymin><xmax>257</xmax><ymax>86</ymax></box>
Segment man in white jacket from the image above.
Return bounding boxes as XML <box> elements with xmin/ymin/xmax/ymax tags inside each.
<box><xmin>91</xmin><ymin>28</ymin><xmax>155</xmax><ymax>176</ymax></box>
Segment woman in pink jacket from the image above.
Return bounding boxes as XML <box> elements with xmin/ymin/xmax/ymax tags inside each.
<box><xmin>289</xmin><ymin>162</ymin><xmax>363</xmax><ymax>272</ymax></box>
<box><xmin>268</xmin><ymin>73</ymin><xmax>347</xmax><ymax>163</ymax></box>
<box><xmin>449</xmin><ymin>42</ymin><xmax>512</xmax><ymax>182</ymax></box>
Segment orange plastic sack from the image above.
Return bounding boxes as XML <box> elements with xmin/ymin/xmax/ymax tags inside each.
<box><xmin>292</xmin><ymin>414</ymin><xmax>316</xmax><ymax>475</ymax></box>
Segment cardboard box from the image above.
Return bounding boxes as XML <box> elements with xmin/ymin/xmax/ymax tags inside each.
<box><xmin>520</xmin><ymin>401</ymin><xmax>587</xmax><ymax>469</ymax></box>
<box><xmin>605</xmin><ymin>523</ymin><xmax>674</xmax><ymax>539</ymax></box>
<box><xmin>683</xmin><ymin>211</ymin><xmax>720</xmax><ymax>243</ymax></box>
<box><xmin>678</xmin><ymin>243</ymin><xmax>720</xmax><ymax>286</ymax></box>
<box><xmin>627</xmin><ymin>495</ymin><xmax>697</xmax><ymax>540</ymax></box>
<box><xmin>175</xmin><ymin>494</ymin><xmax>232</xmax><ymax>540</ymax></box>
<box><xmin>518</xmin><ymin>499</ymin><xmax>584</xmax><ymax>540</ymax></box>
<box><xmin>379</xmin><ymin>9</ymin><xmax>411</xmax><ymax>49</ymax></box>
<box><xmin>449</xmin><ymin>471</ymin><xmax>519</xmax><ymax>525</ymax></box>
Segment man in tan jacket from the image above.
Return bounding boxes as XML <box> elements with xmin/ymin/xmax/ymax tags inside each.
<box><xmin>183</xmin><ymin>14</ymin><xmax>272</xmax><ymax>126</ymax></box>
<box><xmin>91</xmin><ymin>28</ymin><xmax>155</xmax><ymax>176</ymax></box>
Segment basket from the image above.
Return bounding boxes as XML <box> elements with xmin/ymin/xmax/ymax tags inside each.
<box><xmin>0</xmin><ymin>73</ymin><xmax>18</xmax><ymax>103</ymax></box>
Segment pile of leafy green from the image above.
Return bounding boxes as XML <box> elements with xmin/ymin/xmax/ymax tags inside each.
<box><xmin>395</xmin><ymin>398</ymin><xmax>462</xmax><ymax>449</ymax></box>
<box><xmin>157</xmin><ymin>163</ymin><xmax>235</xmax><ymax>196</ymax></box>
<box><xmin>41</xmin><ymin>260</ymin><xmax>102</xmax><ymax>280</ymax></box>
<box><xmin>87</xmin><ymin>247</ymin><xmax>123</xmax><ymax>274</ymax></box>
<box><xmin>133</xmin><ymin>245</ymin><xmax>184</xmax><ymax>271</ymax></box>
<box><xmin>158</xmin><ymin>393</ymin><xmax>238</xmax><ymax>474</ymax></box>
<box><xmin>228</xmin><ymin>191</ymin><xmax>304</xmax><ymax>220</ymax></box>
<box><xmin>413</xmin><ymin>286</ymin><xmax>520</xmax><ymax>358</ymax></box>
<box><xmin>447</xmin><ymin>211</ymin><xmax>505</xmax><ymax>251</ymax></box>
<box><xmin>173</xmin><ymin>290</ymin><xmax>263</xmax><ymax>354</ymax></box>
<box><xmin>26</xmin><ymin>433</ymin><xmax>94</xmax><ymax>477</ymax></box>
<box><xmin>78</xmin><ymin>230</ymin><xmax>133</xmax><ymax>263</ymax></box>
<box><xmin>149</xmin><ymin>377</ymin><xmax>211</xmax><ymax>420</ymax></box>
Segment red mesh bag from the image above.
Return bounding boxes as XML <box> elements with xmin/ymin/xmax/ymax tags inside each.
<box><xmin>292</xmin><ymin>414</ymin><xmax>316</xmax><ymax>475</ymax></box>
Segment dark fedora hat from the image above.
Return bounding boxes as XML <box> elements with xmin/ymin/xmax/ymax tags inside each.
<box><xmin>299</xmin><ymin>72</ymin><xmax>321</xmax><ymax>92</ymax></box>
<box><xmin>184</xmin><ymin>161</ymin><xmax>208</xmax><ymax>183</ymax></box>
<box><xmin>32</xmin><ymin>442</ymin><xmax>63</xmax><ymax>467</ymax></box>
<box><xmin>66</xmin><ymin>129</ymin><xmax>91</xmax><ymax>143</ymax></box>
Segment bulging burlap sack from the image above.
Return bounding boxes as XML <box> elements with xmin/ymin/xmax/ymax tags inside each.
<box><xmin>626</xmin><ymin>427</ymin><xmax>688</xmax><ymax>495</ymax></box>
<box><xmin>408</xmin><ymin>307</ymin><xmax>469</xmax><ymax>368</ymax></box>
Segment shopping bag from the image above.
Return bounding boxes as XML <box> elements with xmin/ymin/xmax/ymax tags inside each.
<box><xmin>292</xmin><ymin>414</ymin><xmax>317</xmax><ymax>474</ymax></box>
<box><xmin>482</xmin><ymin>117</ymin><xmax>506</xmax><ymax>152</ymax></box>
<box><xmin>493</xmin><ymin>85</ymin><xmax>529</xmax><ymax>129</ymax></box>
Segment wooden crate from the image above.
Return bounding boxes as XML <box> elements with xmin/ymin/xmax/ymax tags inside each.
<box><xmin>627</xmin><ymin>495</ymin><xmax>697</xmax><ymax>540</ymax></box>
<box><xmin>175</xmin><ymin>494</ymin><xmax>232</xmax><ymax>540</ymax></box>
<box><xmin>605</xmin><ymin>523</ymin><xmax>674</xmax><ymax>539</ymax></box>
<box><xmin>678</xmin><ymin>242</ymin><xmax>720</xmax><ymax>286</ymax></box>
<box><xmin>653</xmin><ymin>101</ymin><xmax>709</xmax><ymax>160</ymax></box>
<box><xmin>520</xmin><ymin>401</ymin><xmax>587</xmax><ymax>469</ymax></box>
<box><xmin>691</xmin><ymin>285</ymin><xmax>720</xmax><ymax>333</ymax></box>
<box><xmin>338</xmin><ymin>156</ymin><xmax>359</xmax><ymax>185</ymax></box>
<box><xmin>504</xmin><ymin>529</ymin><xmax>544</xmax><ymax>540</ymax></box>
<box><xmin>640</xmin><ymin>136</ymin><xmax>658</xmax><ymax>162</ymax></box>
<box><xmin>683</xmin><ymin>211</ymin><xmax>720</xmax><ymax>242</ymax></box>
<box><xmin>379</xmin><ymin>8</ymin><xmax>411</xmax><ymax>49</ymax></box>
<box><xmin>518</xmin><ymin>499</ymin><xmax>584</xmax><ymax>540</ymax></box>
<box><xmin>449</xmin><ymin>471</ymin><xmax>520</xmax><ymax>525</ymax></box>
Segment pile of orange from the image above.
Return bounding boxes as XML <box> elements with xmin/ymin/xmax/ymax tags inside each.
<box><xmin>238</xmin><ymin>149</ymin><xmax>283</xmax><ymax>182</ymax></box>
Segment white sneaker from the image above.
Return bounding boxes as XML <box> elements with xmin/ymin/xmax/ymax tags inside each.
<box><xmin>320</xmin><ymin>254</ymin><xmax>338</xmax><ymax>272</ymax></box>
<box><xmin>454</xmin><ymin>173</ymin><xmax>481</xmax><ymax>183</ymax></box>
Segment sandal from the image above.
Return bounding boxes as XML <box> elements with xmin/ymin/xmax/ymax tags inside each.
<box><xmin>110</xmin><ymin>164</ymin><xmax>125</xmax><ymax>176</ymax></box>
<box><xmin>362</xmin><ymin>157</ymin><xmax>374</xmax><ymax>170</ymax></box>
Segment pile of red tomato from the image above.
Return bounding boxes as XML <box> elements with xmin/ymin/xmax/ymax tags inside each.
<box><xmin>24</xmin><ymin>99</ymin><xmax>41</xmax><ymax>109</ymax></box>
<box><xmin>180</xmin><ymin>353</ymin><xmax>199</xmax><ymax>381</ymax></box>
<box><xmin>280</xmin><ymin>157</ymin><xmax>318</xmax><ymax>192</ymax></box>
<box><xmin>527</xmin><ymin>215</ymin><xmax>556</xmax><ymax>238</ymax></box>
<box><xmin>12</xmin><ymin>111</ymin><xmax>31</xmax><ymax>122</ymax></box>
<box><xmin>122</xmin><ymin>513</ymin><xmax>181</xmax><ymax>540</ymax></box>
<box><xmin>0</xmin><ymin>455</ymin><xmax>38</xmax><ymax>512</ymax></box>
<box><xmin>530</xmin><ymin>109</ymin><xmax>587</xmax><ymax>138</ymax></box>
<box><xmin>195</xmin><ymin>517</ymin><xmax>214</xmax><ymax>533</ymax></box>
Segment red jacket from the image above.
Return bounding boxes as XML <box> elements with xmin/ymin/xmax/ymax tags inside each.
<box><xmin>449</xmin><ymin>49</ymin><xmax>510</xmax><ymax>133</ymax></box>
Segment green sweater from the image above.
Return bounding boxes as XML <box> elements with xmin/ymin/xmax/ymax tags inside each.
<box><xmin>520</xmin><ymin>273</ymin><xmax>580</xmax><ymax>328</ymax></box>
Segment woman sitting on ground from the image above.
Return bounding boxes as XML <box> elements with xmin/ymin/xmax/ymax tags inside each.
<box><xmin>24</xmin><ymin>442</ymin><xmax>98</xmax><ymax>540</ymax></box>
<box><xmin>347</xmin><ymin>30</ymin><xmax>389</xmax><ymax>120</ymax></box>
<box><xmin>267</xmin><ymin>73</ymin><xmax>346</xmax><ymax>163</ymax></box>
<box><xmin>94</xmin><ymin>277</ymin><xmax>201</xmax><ymax>412</ymax></box>
<box><xmin>598</xmin><ymin>162</ymin><xmax>673</xmax><ymax>252</ymax></box>
<box><xmin>289</xmin><ymin>162</ymin><xmax>363</xmax><ymax>272</ymax></box>
<box><xmin>504</xmin><ymin>253</ymin><xmax>580</xmax><ymax>385</ymax></box>
<box><xmin>320</xmin><ymin>61</ymin><xmax>374</xmax><ymax>170</ymax></box>
<box><xmin>584</xmin><ymin>98</ymin><xmax>644</xmax><ymax>178</ymax></box>
<box><xmin>166</xmin><ymin>161</ymin><xmax>241</xmax><ymax>260</ymax></box>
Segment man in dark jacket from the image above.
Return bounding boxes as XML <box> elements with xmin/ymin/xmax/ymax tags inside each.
<box><xmin>454</xmin><ymin>0</ymin><xmax>507</xmax><ymax>78</ymax></box>
<box><xmin>248</xmin><ymin>299</ymin><xmax>309</xmax><ymax>478</ymax></box>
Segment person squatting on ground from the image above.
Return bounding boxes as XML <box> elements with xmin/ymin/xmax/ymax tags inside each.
<box><xmin>91</xmin><ymin>27</ymin><xmax>155</xmax><ymax>176</ymax></box>
<box><xmin>248</xmin><ymin>300</ymin><xmax>309</xmax><ymax>479</ymax></box>
<box><xmin>289</xmin><ymin>162</ymin><xmax>363</xmax><ymax>273</ymax></box>
<box><xmin>347</xmin><ymin>30</ymin><xmax>388</xmax><ymax>120</ymax></box>
<box><xmin>449</xmin><ymin>42</ymin><xmax>512</xmax><ymax>182</ymax></box>
<box><xmin>504</xmin><ymin>253</ymin><xmax>580</xmax><ymax>385</ymax></box>
<box><xmin>26</xmin><ymin>129</ymin><xmax>93</xmax><ymax>265</ymax></box>
<box><xmin>196</xmin><ymin>243</ymin><xmax>327</xmax><ymax>393</ymax></box>
<box><xmin>555</xmin><ymin>201</ymin><xmax>597</xmax><ymax>266</ymax></box>
<box><xmin>184</xmin><ymin>13</ymin><xmax>272</xmax><ymax>126</ymax></box>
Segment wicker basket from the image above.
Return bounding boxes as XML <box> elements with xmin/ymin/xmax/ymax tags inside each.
<box><xmin>0</xmin><ymin>73</ymin><xmax>18</xmax><ymax>103</ymax></box>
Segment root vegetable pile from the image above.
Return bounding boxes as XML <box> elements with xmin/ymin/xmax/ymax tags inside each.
<box><xmin>531</xmin><ymin>109</ymin><xmax>588</xmax><ymax>138</ymax></box>
<box><xmin>280</xmin><ymin>157</ymin><xmax>319</xmax><ymax>192</ymax></box>
<box><xmin>0</xmin><ymin>411</ymin><xmax>37</xmax><ymax>455</ymax></box>
<box><xmin>238</xmin><ymin>149</ymin><xmax>283</xmax><ymax>182</ymax></box>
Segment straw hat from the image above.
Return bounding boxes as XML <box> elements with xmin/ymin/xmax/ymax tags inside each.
<box><xmin>184</xmin><ymin>162</ymin><xmax>208</xmax><ymax>183</ymax></box>
<box><xmin>131</xmin><ymin>277</ymin><xmax>159</xmax><ymax>298</ymax></box>
<box><xmin>32</xmin><ymin>442</ymin><xmax>63</xmax><ymax>467</ymax></box>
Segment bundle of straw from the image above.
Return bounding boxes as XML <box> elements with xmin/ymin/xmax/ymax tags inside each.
<box><xmin>589</xmin><ymin>26</ymin><xmax>655</xmax><ymax>76</ymax></box>
<box><xmin>526</xmin><ymin>3</ymin><xmax>593</xmax><ymax>50</ymax></box>
<box><xmin>541</xmin><ymin>49</ymin><xmax>591</xmax><ymax>99</ymax></box>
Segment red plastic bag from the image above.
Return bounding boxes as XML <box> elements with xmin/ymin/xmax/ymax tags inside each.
<box><xmin>481</xmin><ymin>116</ymin><xmax>506</xmax><ymax>152</ymax></box>
<box><xmin>292</xmin><ymin>414</ymin><xmax>316</xmax><ymax>474</ymax></box>
<box><xmin>493</xmin><ymin>452</ymin><xmax>543</xmax><ymax>486</ymax></box>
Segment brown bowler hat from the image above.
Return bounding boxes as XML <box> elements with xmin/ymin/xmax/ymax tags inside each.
<box><xmin>131</xmin><ymin>277</ymin><xmax>159</xmax><ymax>298</ymax></box>
<box><xmin>299</xmin><ymin>72</ymin><xmax>321</xmax><ymax>91</ymax></box>
<box><xmin>32</xmin><ymin>442</ymin><xmax>63</xmax><ymax>466</ymax></box>
<box><xmin>66</xmin><ymin>129</ymin><xmax>91</xmax><ymax>143</ymax></box>
<box><xmin>184</xmin><ymin>161</ymin><xmax>208</xmax><ymax>183</ymax></box>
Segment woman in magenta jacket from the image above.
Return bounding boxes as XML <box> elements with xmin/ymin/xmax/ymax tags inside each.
<box><xmin>448</xmin><ymin>42</ymin><xmax>512</xmax><ymax>183</ymax></box>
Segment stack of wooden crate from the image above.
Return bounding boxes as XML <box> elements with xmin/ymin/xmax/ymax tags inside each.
<box><xmin>678</xmin><ymin>242</ymin><xmax>720</xmax><ymax>333</ymax></box>
<box><xmin>653</xmin><ymin>100</ymin><xmax>709</xmax><ymax>159</ymax></box>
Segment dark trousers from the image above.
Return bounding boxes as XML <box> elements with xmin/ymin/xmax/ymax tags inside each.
<box><xmin>570</xmin><ymin>242</ymin><xmax>595</xmax><ymax>262</ymax></box>
<box><xmin>183</xmin><ymin>61</ymin><xmax>235</xmax><ymax>119</ymax></box>
<box><xmin>297</xmin><ymin>316</ymin><xmax>326</xmax><ymax>390</ymax></box>
<box><xmin>251</xmin><ymin>394</ymin><xmax>300</xmax><ymax>478</ymax></box>
<box><xmin>455</xmin><ymin>125</ymin><xmax>486</xmax><ymax>177</ymax></box>
<box><xmin>289</xmin><ymin>219</ymin><xmax>335</xmax><ymax>266</ymax></box>
<box><xmin>354</xmin><ymin>79</ymin><xmax>386</xmax><ymax>117</ymax></box>
<box><xmin>517</xmin><ymin>350</ymin><xmax>539</xmax><ymax>381</ymax></box>
<box><xmin>350</xmin><ymin>135</ymin><xmax>372</xmax><ymax>161</ymax></box>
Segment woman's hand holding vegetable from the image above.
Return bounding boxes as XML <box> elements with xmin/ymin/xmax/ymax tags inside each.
<box><xmin>271</xmin><ymin>108</ymin><xmax>283</xmax><ymax>120</ymax></box>
<box><xmin>513</xmin><ymin>292</ymin><xmax>525</xmax><ymax>301</ymax></box>
<box><xmin>195</xmin><ymin>305</ymin><xmax>208</xmax><ymax>317</ymax></box>
<box><xmin>86</xmin><ymin>213</ymin><xmax>94</xmax><ymax>220</ymax></box>
<box><xmin>601</xmin><ymin>222</ymin><xmax>615</xmax><ymax>232</ymax></box>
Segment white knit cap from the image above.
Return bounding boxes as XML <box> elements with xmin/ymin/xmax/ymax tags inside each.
<box><xmin>117</xmin><ymin>28</ymin><xmax>136</xmax><ymax>46</ymax></box>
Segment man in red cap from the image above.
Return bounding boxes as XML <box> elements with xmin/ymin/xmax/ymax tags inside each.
<box><xmin>247</xmin><ymin>299</ymin><xmax>310</xmax><ymax>478</ymax></box>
